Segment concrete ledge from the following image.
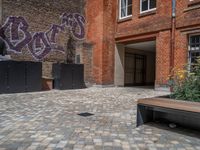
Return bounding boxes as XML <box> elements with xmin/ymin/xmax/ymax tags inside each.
<box><xmin>155</xmin><ymin>84</ymin><xmax>170</xmax><ymax>92</ymax></box>
<box><xmin>92</xmin><ymin>84</ymin><xmax>115</xmax><ymax>88</ymax></box>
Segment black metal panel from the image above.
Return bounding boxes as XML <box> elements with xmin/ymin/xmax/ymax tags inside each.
<box><xmin>7</xmin><ymin>61</ymin><xmax>26</xmax><ymax>93</ymax></box>
<box><xmin>72</xmin><ymin>64</ymin><xmax>84</xmax><ymax>89</ymax></box>
<box><xmin>137</xmin><ymin>105</ymin><xmax>153</xmax><ymax>127</ymax></box>
<box><xmin>137</xmin><ymin>104</ymin><xmax>200</xmax><ymax>130</ymax></box>
<box><xmin>60</xmin><ymin>64</ymin><xmax>73</xmax><ymax>90</ymax></box>
<box><xmin>0</xmin><ymin>61</ymin><xmax>9</xmax><ymax>94</ymax></box>
<box><xmin>26</xmin><ymin>61</ymin><xmax>42</xmax><ymax>92</ymax></box>
<box><xmin>52</xmin><ymin>63</ymin><xmax>60</xmax><ymax>79</ymax></box>
<box><xmin>52</xmin><ymin>64</ymin><xmax>60</xmax><ymax>90</ymax></box>
<box><xmin>52</xmin><ymin>63</ymin><xmax>85</xmax><ymax>90</ymax></box>
<box><xmin>0</xmin><ymin>61</ymin><xmax>42</xmax><ymax>94</ymax></box>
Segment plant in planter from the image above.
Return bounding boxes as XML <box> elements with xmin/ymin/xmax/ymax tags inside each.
<box><xmin>168</xmin><ymin>58</ymin><xmax>200</xmax><ymax>101</ymax></box>
<box><xmin>137</xmin><ymin>58</ymin><xmax>200</xmax><ymax>129</ymax></box>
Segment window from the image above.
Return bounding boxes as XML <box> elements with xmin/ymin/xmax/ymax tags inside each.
<box><xmin>140</xmin><ymin>0</ymin><xmax>156</xmax><ymax>13</ymax></box>
<box><xmin>189</xmin><ymin>35</ymin><xmax>200</xmax><ymax>70</ymax></box>
<box><xmin>119</xmin><ymin>0</ymin><xmax>132</xmax><ymax>19</ymax></box>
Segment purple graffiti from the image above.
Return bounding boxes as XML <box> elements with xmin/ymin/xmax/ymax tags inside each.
<box><xmin>61</xmin><ymin>13</ymin><xmax>85</xmax><ymax>40</ymax></box>
<box><xmin>72</xmin><ymin>13</ymin><xmax>85</xmax><ymax>40</ymax></box>
<box><xmin>28</xmin><ymin>32</ymin><xmax>51</xmax><ymax>60</ymax></box>
<box><xmin>46</xmin><ymin>24</ymin><xmax>65</xmax><ymax>52</ymax></box>
<box><xmin>0</xmin><ymin>13</ymin><xmax>85</xmax><ymax>60</ymax></box>
<box><xmin>0</xmin><ymin>16</ymin><xmax>32</xmax><ymax>53</ymax></box>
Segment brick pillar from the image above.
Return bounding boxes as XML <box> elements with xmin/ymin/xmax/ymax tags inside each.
<box><xmin>82</xmin><ymin>43</ymin><xmax>94</xmax><ymax>84</ymax></box>
<box><xmin>174</xmin><ymin>30</ymin><xmax>188</xmax><ymax>69</ymax></box>
<box><xmin>85</xmin><ymin>0</ymin><xmax>116</xmax><ymax>85</ymax></box>
<box><xmin>155</xmin><ymin>30</ymin><xmax>171</xmax><ymax>89</ymax></box>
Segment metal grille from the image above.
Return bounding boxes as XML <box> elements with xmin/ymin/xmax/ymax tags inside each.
<box><xmin>78</xmin><ymin>112</ymin><xmax>94</xmax><ymax>117</ymax></box>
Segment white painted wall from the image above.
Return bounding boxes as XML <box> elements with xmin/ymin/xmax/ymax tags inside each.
<box><xmin>114</xmin><ymin>44</ymin><xmax>125</xmax><ymax>86</ymax></box>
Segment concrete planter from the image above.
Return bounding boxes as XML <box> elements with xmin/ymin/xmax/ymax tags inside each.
<box><xmin>137</xmin><ymin>97</ymin><xmax>200</xmax><ymax>130</ymax></box>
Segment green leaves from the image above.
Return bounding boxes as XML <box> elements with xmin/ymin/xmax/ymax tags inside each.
<box><xmin>170</xmin><ymin>58</ymin><xmax>200</xmax><ymax>102</ymax></box>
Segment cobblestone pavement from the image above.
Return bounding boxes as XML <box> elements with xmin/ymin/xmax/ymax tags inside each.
<box><xmin>0</xmin><ymin>87</ymin><xmax>200</xmax><ymax>150</ymax></box>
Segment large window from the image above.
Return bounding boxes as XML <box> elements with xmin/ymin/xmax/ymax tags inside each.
<box><xmin>140</xmin><ymin>0</ymin><xmax>156</xmax><ymax>13</ymax></box>
<box><xmin>119</xmin><ymin>0</ymin><xmax>132</xmax><ymax>19</ymax></box>
<box><xmin>189</xmin><ymin>35</ymin><xmax>200</xmax><ymax>69</ymax></box>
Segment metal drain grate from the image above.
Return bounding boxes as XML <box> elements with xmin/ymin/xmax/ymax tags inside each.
<box><xmin>78</xmin><ymin>112</ymin><xmax>94</xmax><ymax>117</ymax></box>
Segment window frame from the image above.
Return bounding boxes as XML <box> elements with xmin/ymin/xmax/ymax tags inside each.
<box><xmin>188</xmin><ymin>34</ymin><xmax>200</xmax><ymax>70</ymax></box>
<box><xmin>140</xmin><ymin>0</ymin><xmax>157</xmax><ymax>14</ymax></box>
<box><xmin>119</xmin><ymin>0</ymin><xmax>133</xmax><ymax>20</ymax></box>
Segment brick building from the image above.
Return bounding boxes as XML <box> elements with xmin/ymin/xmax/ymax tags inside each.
<box><xmin>85</xmin><ymin>0</ymin><xmax>200</xmax><ymax>90</ymax></box>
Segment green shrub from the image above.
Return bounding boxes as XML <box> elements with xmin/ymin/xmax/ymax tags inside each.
<box><xmin>169</xmin><ymin>58</ymin><xmax>200</xmax><ymax>102</ymax></box>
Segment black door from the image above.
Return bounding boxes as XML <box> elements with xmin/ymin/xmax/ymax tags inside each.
<box><xmin>125</xmin><ymin>53</ymin><xmax>146</xmax><ymax>86</ymax></box>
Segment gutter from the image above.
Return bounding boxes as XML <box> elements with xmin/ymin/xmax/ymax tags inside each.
<box><xmin>0</xmin><ymin>0</ymin><xmax>2</xmax><ymax>24</ymax></box>
<box><xmin>170</xmin><ymin>0</ymin><xmax>176</xmax><ymax>71</ymax></box>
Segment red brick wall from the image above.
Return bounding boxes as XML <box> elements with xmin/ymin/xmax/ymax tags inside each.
<box><xmin>156</xmin><ymin>30</ymin><xmax>171</xmax><ymax>86</ymax></box>
<box><xmin>116</xmin><ymin>0</ymin><xmax>172</xmax><ymax>40</ymax></box>
<box><xmin>85</xmin><ymin>0</ymin><xmax>104</xmax><ymax>84</ymax></box>
<box><xmin>102</xmin><ymin>0</ymin><xmax>116</xmax><ymax>84</ymax></box>
<box><xmin>86</xmin><ymin>0</ymin><xmax>200</xmax><ymax>86</ymax></box>
<box><xmin>115</xmin><ymin>0</ymin><xmax>173</xmax><ymax>87</ymax></box>
<box><xmin>176</xmin><ymin>0</ymin><xmax>200</xmax><ymax>29</ymax></box>
<box><xmin>174</xmin><ymin>0</ymin><xmax>200</xmax><ymax>70</ymax></box>
<box><xmin>174</xmin><ymin>30</ymin><xmax>188</xmax><ymax>69</ymax></box>
<box><xmin>85</xmin><ymin>0</ymin><xmax>116</xmax><ymax>85</ymax></box>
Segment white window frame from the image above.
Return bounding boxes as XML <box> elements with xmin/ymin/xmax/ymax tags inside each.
<box><xmin>119</xmin><ymin>0</ymin><xmax>132</xmax><ymax>20</ymax></box>
<box><xmin>140</xmin><ymin>0</ymin><xmax>156</xmax><ymax>14</ymax></box>
<box><xmin>188</xmin><ymin>34</ymin><xmax>200</xmax><ymax>71</ymax></box>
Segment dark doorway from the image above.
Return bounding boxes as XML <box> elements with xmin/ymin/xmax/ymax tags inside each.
<box><xmin>125</xmin><ymin>53</ymin><xmax>146</xmax><ymax>86</ymax></box>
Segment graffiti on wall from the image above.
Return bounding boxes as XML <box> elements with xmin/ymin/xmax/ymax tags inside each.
<box><xmin>0</xmin><ymin>13</ymin><xmax>85</xmax><ymax>60</ymax></box>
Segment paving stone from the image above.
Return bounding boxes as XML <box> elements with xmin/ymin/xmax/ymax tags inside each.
<box><xmin>0</xmin><ymin>87</ymin><xmax>199</xmax><ymax>149</ymax></box>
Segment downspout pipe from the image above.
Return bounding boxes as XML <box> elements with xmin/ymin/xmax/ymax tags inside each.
<box><xmin>0</xmin><ymin>0</ymin><xmax>2</xmax><ymax>24</ymax></box>
<box><xmin>171</xmin><ymin>0</ymin><xmax>176</xmax><ymax>71</ymax></box>
<box><xmin>172</xmin><ymin>0</ymin><xmax>176</xmax><ymax>18</ymax></box>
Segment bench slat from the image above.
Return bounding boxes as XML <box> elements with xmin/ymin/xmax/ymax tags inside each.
<box><xmin>138</xmin><ymin>98</ymin><xmax>200</xmax><ymax>113</ymax></box>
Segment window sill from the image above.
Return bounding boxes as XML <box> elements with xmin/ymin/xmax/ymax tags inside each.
<box><xmin>139</xmin><ymin>10</ymin><xmax>156</xmax><ymax>18</ymax></box>
<box><xmin>118</xmin><ymin>16</ymin><xmax>132</xmax><ymax>23</ymax></box>
<box><xmin>188</xmin><ymin>0</ymin><xmax>200</xmax><ymax>7</ymax></box>
<box><xmin>184</xmin><ymin>4</ymin><xmax>200</xmax><ymax>12</ymax></box>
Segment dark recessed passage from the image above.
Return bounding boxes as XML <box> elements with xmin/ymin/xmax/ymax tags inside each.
<box><xmin>78</xmin><ymin>112</ymin><xmax>94</xmax><ymax>117</ymax></box>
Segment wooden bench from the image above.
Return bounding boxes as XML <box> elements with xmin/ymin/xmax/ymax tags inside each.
<box><xmin>137</xmin><ymin>98</ymin><xmax>200</xmax><ymax>130</ymax></box>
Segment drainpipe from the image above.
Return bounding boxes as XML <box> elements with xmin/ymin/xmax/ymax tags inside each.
<box><xmin>171</xmin><ymin>0</ymin><xmax>176</xmax><ymax>71</ymax></box>
<box><xmin>0</xmin><ymin>0</ymin><xmax>2</xmax><ymax>24</ymax></box>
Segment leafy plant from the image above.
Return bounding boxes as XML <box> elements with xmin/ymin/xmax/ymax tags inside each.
<box><xmin>168</xmin><ymin>58</ymin><xmax>200</xmax><ymax>102</ymax></box>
